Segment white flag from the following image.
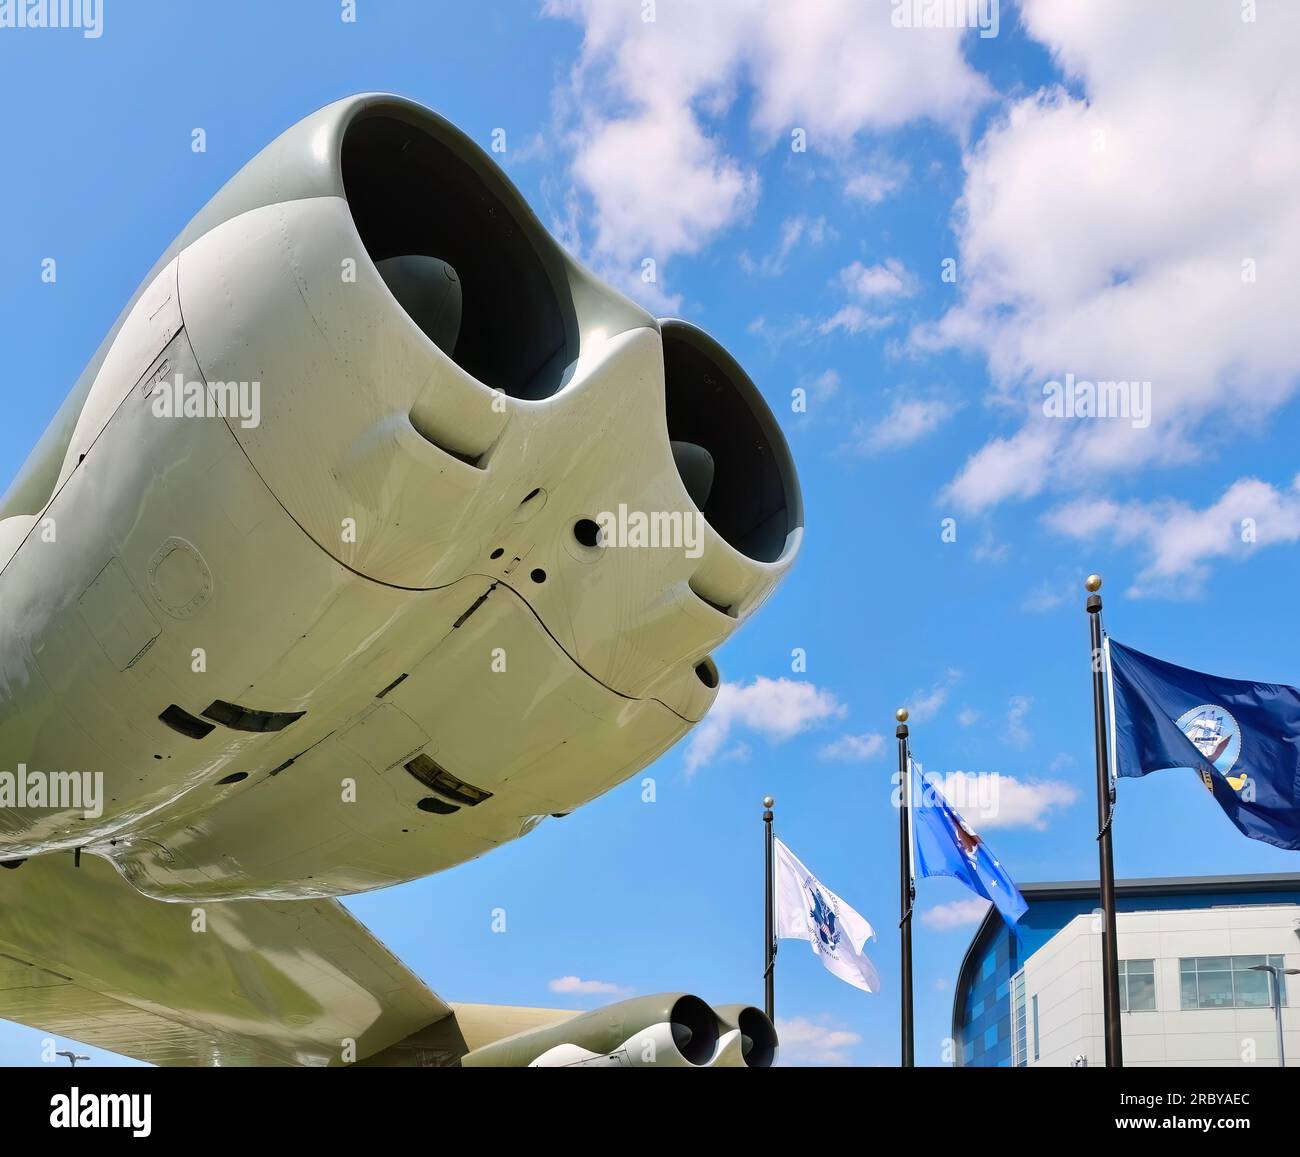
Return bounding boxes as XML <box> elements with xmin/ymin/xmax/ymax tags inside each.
<box><xmin>774</xmin><ymin>838</ymin><xmax>880</xmax><ymax>994</ymax></box>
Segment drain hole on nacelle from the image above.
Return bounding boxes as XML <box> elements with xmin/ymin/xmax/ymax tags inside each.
<box><xmin>417</xmin><ymin>797</ymin><xmax>460</xmax><ymax>815</ymax></box>
<box><xmin>573</xmin><ymin>519</ymin><xmax>601</xmax><ymax>548</ymax></box>
<box><xmin>159</xmin><ymin>705</ymin><xmax>215</xmax><ymax>740</ymax></box>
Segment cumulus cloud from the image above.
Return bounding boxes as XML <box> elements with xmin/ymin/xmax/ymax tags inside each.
<box><xmin>1044</xmin><ymin>474</ymin><xmax>1300</xmax><ymax>598</ymax></box>
<box><xmin>741</xmin><ymin>215</ymin><xmax>831</xmax><ymax>276</ymax></box>
<box><xmin>549</xmin><ymin>976</ymin><xmax>632</xmax><ymax>997</ymax></box>
<box><xmin>775</xmin><ymin>1016</ymin><xmax>863</xmax><ymax>1065</ymax></box>
<box><xmin>904</xmin><ymin>668</ymin><xmax>961</xmax><ymax>723</ymax></box>
<box><xmin>839</xmin><ymin>258</ymin><xmax>915</xmax><ymax>301</ymax></box>
<box><xmin>685</xmin><ymin>677</ymin><xmax>846</xmax><ymax>773</ymax></box>
<box><xmin>844</xmin><ymin>155</ymin><xmax>910</xmax><ymax>204</ymax></box>
<box><xmin>925</xmin><ymin>0</ymin><xmax>1300</xmax><ymax>514</ymax></box>
<box><xmin>921</xmin><ymin>898</ymin><xmax>991</xmax><ymax>930</ymax></box>
<box><xmin>819</xmin><ymin>732</ymin><xmax>886</xmax><ymax>762</ymax></box>
<box><xmin>818</xmin><ymin>305</ymin><xmax>897</xmax><ymax>336</ymax></box>
<box><xmin>925</xmin><ymin>770</ymin><xmax>1078</xmax><ymax>830</ymax></box>
<box><xmin>852</xmin><ymin>396</ymin><xmax>957</xmax><ymax>455</ymax></box>
<box><xmin>1006</xmin><ymin>695</ymin><xmax>1032</xmax><ymax>748</ymax></box>
<box><xmin>546</xmin><ymin>0</ymin><xmax>988</xmax><ymax>301</ymax></box>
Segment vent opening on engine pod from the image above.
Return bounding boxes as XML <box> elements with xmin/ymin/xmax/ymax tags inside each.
<box><xmin>404</xmin><ymin>754</ymin><xmax>494</xmax><ymax>807</ymax></box>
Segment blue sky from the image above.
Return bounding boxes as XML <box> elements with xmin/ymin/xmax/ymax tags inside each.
<box><xmin>2</xmin><ymin>0</ymin><xmax>1299</xmax><ymax>1067</ymax></box>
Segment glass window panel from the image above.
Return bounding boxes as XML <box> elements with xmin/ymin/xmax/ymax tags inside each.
<box><xmin>1180</xmin><ymin>973</ymin><xmax>1198</xmax><ymax>1009</ymax></box>
<box><xmin>1233</xmin><ymin>969</ymin><xmax>1271</xmax><ymax>1008</ymax></box>
<box><xmin>1032</xmin><ymin>994</ymin><xmax>1040</xmax><ymax>1061</ymax></box>
<box><xmin>1196</xmin><ymin>956</ymin><xmax>1232</xmax><ymax>971</ymax></box>
<box><xmin>1196</xmin><ymin>970</ymin><xmax>1234</xmax><ymax>1008</ymax></box>
<box><xmin>1126</xmin><ymin>959</ymin><xmax>1155</xmax><ymax>976</ymax></box>
<box><xmin>1233</xmin><ymin>955</ymin><xmax>1266</xmax><ymax>969</ymax></box>
<box><xmin>1127</xmin><ymin>971</ymin><xmax>1157</xmax><ymax>1011</ymax></box>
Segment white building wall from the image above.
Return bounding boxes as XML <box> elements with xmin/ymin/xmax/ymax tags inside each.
<box><xmin>1023</xmin><ymin>904</ymin><xmax>1300</xmax><ymax>1067</ymax></box>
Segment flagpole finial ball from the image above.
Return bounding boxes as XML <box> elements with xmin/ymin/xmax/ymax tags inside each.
<box><xmin>1085</xmin><ymin>573</ymin><xmax>1103</xmax><ymax>592</ymax></box>
<box><xmin>762</xmin><ymin>795</ymin><xmax>775</xmax><ymax>810</ymax></box>
<box><xmin>895</xmin><ymin>708</ymin><xmax>909</xmax><ymax>723</ymax></box>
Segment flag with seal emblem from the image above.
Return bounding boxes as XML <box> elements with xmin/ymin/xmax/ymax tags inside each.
<box><xmin>773</xmin><ymin>838</ymin><xmax>880</xmax><ymax>993</ymax></box>
<box><xmin>912</xmin><ymin>768</ymin><xmax>1028</xmax><ymax>932</ymax></box>
<box><xmin>1107</xmin><ymin>639</ymin><xmax>1300</xmax><ymax>851</ymax></box>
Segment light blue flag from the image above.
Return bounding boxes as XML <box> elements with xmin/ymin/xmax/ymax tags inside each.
<box><xmin>912</xmin><ymin>766</ymin><xmax>1028</xmax><ymax>931</ymax></box>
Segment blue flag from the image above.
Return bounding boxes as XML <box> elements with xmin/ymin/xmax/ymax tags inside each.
<box><xmin>913</xmin><ymin>769</ymin><xmax>1028</xmax><ymax>930</ymax></box>
<box><xmin>1108</xmin><ymin>639</ymin><xmax>1300</xmax><ymax>851</ymax></box>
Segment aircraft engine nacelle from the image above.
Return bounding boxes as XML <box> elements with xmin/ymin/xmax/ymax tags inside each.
<box><xmin>460</xmin><ymin>995</ymin><xmax>779</xmax><ymax>1068</ymax></box>
<box><xmin>0</xmin><ymin>95</ymin><xmax>801</xmax><ymax>901</ymax></box>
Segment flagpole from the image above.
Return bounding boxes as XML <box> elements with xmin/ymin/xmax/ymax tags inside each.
<box><xmin>763</xmin><ymin>795</ymin><xmax>775</xmax><ymax>1022</ymax></box>
<box><xmin>896</xmin><ymin>708</ymin><xmax>914</xmax><ymax>1068</ymax></box>
<box><xmin>1086</xmin><ymin>574</ymin><xmax>1124</xmax><ymax>1067</ymax></box>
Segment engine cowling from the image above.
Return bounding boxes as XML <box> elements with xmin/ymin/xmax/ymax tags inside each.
<box><xmin>460</xmin><ymin>995</ymin><xmax>778</xmax><ymax>1068</ymax></box>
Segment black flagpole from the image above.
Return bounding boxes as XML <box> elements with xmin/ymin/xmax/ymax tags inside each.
<box><xmin>763</xmin><ymin>795</ymin><xmax>775</xmax><ymax>1022</ymax></box>
<box><xmin>1086</xmin><ymin>574</ymin><xmax>1123</xmax><ymax>1067</ymax></box>
<box><xmin>897</xmin><ymin>709</ymin><xmax>914</xmax><ymax>1067</ymax></box>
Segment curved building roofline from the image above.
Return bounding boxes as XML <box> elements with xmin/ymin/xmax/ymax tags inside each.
<box><xmin>951</xmin><ymin>871</ymin><xmax>1300</xmax><ymax>1064</ymax></box>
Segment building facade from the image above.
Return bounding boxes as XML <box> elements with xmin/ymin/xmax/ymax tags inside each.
<box><xmin>953</xmin><ymin>874</ymin><xmax>1300</xmax><ymax>1067</ymax></box>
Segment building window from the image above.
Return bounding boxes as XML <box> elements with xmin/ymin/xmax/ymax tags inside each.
<box><xmin>1179</xmin><ymin>955</ymin><xmax>1288</xmax><ymax>1010</ymax></box>
<box><xmin>1011</xmin><ymin>971</ymin><xmax>1027</xmax><ymax>1067</ymax></box>
<box><xmin>1119</xmin><ymin>959</ymin><xmax>1157</xmax><ymax>1012</ymax></box>
<box><xmin>1032</xmin><ymin>993</ymin><xmax>1040</xmax><ymax>1061</ymax></box>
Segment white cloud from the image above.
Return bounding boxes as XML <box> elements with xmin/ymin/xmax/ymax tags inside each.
<box><xmin>925</xmin><ymin>0</ymin><xmax>1300</xmax><ymax>511</ymax></box>
<box><xmin>844</xmin><ymin>155</ymin><xmax>909</xmax><ymax>204</ymax></box>
<box><xmin>927</xmin><ymin>770</ymin><xmax>1078</xmax><ymax>830</ymax></box>
<box><xmin>571</xmin><ymin>101</ymin><xmax>760</xmax><ymax>264</ymax></box>
<box><xmin>775</xmin><ymin>1016</ymin><xmax>863</xmax><ymax>1065</ymax></box>
<box><xmin>971</xmin><ymin>531</ymin><xmax>1009</xmax><ymax>564</ymax></box>
<box><xmin>921</xmin><ymin>898</ymin><xmax>991</xmax><ymax>930</ymax></box>
<box><xmin>549</xmin><ymin>976</ymin><xmax>632</xmax><ymax>997</ymax></box>
<box><xmin>1044</xmin><ymin>474</ymin><xmax>1300</xmax><ymax>598</ymax></box>
<box><xmin>685</xmin><ymin>677</ymin><xmax>846</xmax><ymax>773</ymax></box>
<box><xmin>943</xmin><ymin>425</ymin><xmax>1060</xmax><ymax>514</ymax></box>
<box><xmin>741</xmin><ymin>214</ymin><xmax>831</xmax><ymax>276</ymax></box>
<box><xmin>957</xmin><ymin>708</ymin><xmax>981</xmax><ymax>727</ymax></box>
<box><xmin>853</xmin><ymin>396</ymin><xmax>956</xmax><ymax>454</ymax></box>
<box><xmin>1021</xmin><ymin>578</ymin><xmax>1071</xmax><ymax>613</ymax></box>
<box><xmin>546</xmin><ymin>0</ymin><xmax>988</xmax><ymax>294</ymax></box>
<box><xmin>1006</xmin><ymin>695</ymin><xmax>1032</xmax><ymax>748</ymax></box>
<box><xmin>819</xmin><ymin>732</ymin><xmax>886</xmax><ymax>762</ymax></box>
<box><xmin>818</xmin><ymin>305</ymin><xmax>896</xmax><ymax>336</ymax></box>
<box><xmin>839</xmin><ymin>258</ymin><xmax>915</xmax><ymax>301</ymax></box>
<box><xmin>904</xmin><ymin>668</ymin><xmax>961</xmax><ymax>723</ymax></box>
<box><xmin>805</xmin><ymin>369</ymin><xmax>842</xmax><ymax>401</ymax></box>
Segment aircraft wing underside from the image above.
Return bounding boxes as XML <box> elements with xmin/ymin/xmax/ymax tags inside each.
<box><xmin>0</xmin><ymin>854</ymin><xmax>450</xmax><ymax>1066</ymax></box>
